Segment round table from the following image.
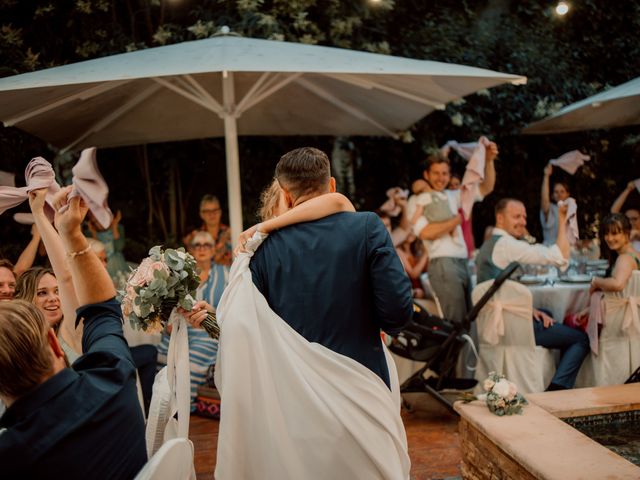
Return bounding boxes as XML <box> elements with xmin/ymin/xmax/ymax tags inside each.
<box><xmin>528</xmin><ymin>281</ymin><xmax>590</xmax><ymax>323</ymax></box>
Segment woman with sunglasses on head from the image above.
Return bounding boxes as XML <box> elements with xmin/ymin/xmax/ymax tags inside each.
<box><xmin>157</xmin><ymin>230</ymin><xmax>229</xmax><ymax>409</ymax></box>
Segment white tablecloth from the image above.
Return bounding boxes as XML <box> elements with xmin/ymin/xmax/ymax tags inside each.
<box><xmin>528</xmin><ymin>282</ymin><xmax>590</xmax><ymax>322</ymax></box>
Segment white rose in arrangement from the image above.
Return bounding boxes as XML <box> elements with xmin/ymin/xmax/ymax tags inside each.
<box><xmin>483</xmin><ymin>378</ymin><xmax>496</xmax><ymax>392</ymax></box>
<box><xmin>493</xmin><ymin>379</ymin><xmax>511</xmax><ymax>397</ymax></box>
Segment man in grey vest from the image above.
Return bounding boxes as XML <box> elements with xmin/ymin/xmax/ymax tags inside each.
<box><xmin>475</xmin><ymin>198</ymin><xmax>589</xmax><ymax>390</ymax></box>
<box><xmin>409</xmin><ymin>147</ymin><xmax>497</xmax><ymax>327</ymax></box>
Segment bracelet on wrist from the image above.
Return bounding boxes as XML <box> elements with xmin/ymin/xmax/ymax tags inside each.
<box><xmin>67</xmin><ymin>244</ymin><xmax>91</xmax><ymax>259</ymax></box>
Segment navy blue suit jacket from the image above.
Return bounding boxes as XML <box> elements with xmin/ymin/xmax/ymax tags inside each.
<box><xmin>250</xmin><ymin>211</ymin><xmax>413</xmax><ymax>388</ymax></box>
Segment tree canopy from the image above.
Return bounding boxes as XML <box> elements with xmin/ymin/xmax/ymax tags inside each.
<box><xmin>1</xmin><ymin>0</ymin><xmax>639</xmax><ymax>259</ymax></box>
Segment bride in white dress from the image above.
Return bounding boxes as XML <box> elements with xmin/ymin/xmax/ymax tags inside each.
<box><xmin>213</xmin><ymin>182</ymin><xmax>411</xmax><ymax>480</ymax></box>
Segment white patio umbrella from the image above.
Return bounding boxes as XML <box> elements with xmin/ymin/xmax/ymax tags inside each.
<box><xmin>524</xmin><ymin>76</ymin><xmax>640</xmax><ymax>134</ymax></box>
<box><xmin>0</xmin><ymin>35</ymin><xmax>526</xmax><ymax>239</ymax></box>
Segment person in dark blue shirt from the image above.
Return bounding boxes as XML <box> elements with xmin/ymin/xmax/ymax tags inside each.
<box><xmin>0</xmin><ymin>187</ymin><xmax>146</xmax><ymax>479</ymax></box>
<box><xmin>249</xmin><ymin>147</ymin><xmax>413</xmax><ymax>388</ymax></box>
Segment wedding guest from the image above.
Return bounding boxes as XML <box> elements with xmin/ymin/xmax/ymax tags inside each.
<box><xmin>184</xmin><ymin>194</ymin><xmax>232</xmax><ymax>266</ymax></box>
<box><xmin>0</xmin><ymin>187</ymin><xmax>146</xmax><ymax>479</ymax></box>
<box><xmin>540</xmin><ymin>164</ymin><xmax>571</xmax><ymax>245</ymax></box>
<box><xmin>86</xmin><ymin>209</ymin><xmax>128</xmax><ymax>283</ymax></box>
<box><xmin>408</xmin><ymin>143</ymin><xmax>497</xmax><ymax>327</ymax></box>
<box><xmin>0</xmin><ymin>259</ymin><xmax>16</xmax><ymax>301</ymax></box>
<box><xmin>590</xmin><ymin>213</ymin><xmax>640</xmax><ymax>294</ymax></box>
<box><xmin>157</xmin><ymin>230</ymin><xmax>228</xmax><ymax>408</ymax></box>
<box><xmin>395</xmin><ymin>232</ymin><xmax>429</xmax><ymax>298</ymax></box>
<box><xmin>15</xmin><ymin>188</ymin><xmax>86</xmax><ymax>363</ymax></box>
<box><xmin>475</xmin><ymin>198</ymin><xmax>589</xmax><ymax>390</ymax></box>
<box><xmin>610</xmin><ymin>181</ymin><xmax>640</xmax><ymax>251</ymax></box>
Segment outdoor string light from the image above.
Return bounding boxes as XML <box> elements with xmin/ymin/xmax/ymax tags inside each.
<box><xmin>555</xmin><ymin>1</ymin><xmax>570</xmax><ymax>16</ymax></box>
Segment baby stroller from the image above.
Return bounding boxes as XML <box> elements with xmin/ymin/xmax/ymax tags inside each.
<box><xmin>387</xmin><ymin>262</ymin><xmax>520</xmax><ymax>413</ymax></box>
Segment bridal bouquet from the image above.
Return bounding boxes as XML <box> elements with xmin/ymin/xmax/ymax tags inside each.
<box><xmin>460</xmin><ymin>372</ymin><xmax>527</xmax><ymax>416</ymax></box>
<box><xmin>119</xmin><ymin>246</ymin><xmax>219</xmax><ymax>338</ymax></box>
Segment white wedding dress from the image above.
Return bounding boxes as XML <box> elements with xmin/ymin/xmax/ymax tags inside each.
<box><xmin>214</xmin><ymin>233</ymin><xmax>410</xmax><ymax>480</ymax></box>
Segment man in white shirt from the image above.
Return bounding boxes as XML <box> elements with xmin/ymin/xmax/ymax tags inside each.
<box><xmin>409</xmin><ymin>147</ymin><xmax>497</xmax><ymax>326</ymax></box>
<box><xmin>475</xmin><ymin>198</ymin><xmax>589</xmax><ymax>390</ymax></box>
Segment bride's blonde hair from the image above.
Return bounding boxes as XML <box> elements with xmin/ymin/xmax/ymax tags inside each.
<box><xmin>258</xmin><ymin>179</ymin><xmax>283</xmax><ymax>222</ymax></box>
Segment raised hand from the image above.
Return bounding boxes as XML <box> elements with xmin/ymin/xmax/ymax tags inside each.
<box><xmin>543</xmin><ymin>163</ymin><xmax>553</xmax><ymax>177</ymax></box>
<box><xmin>485</xmin><ymin>141</ymin><xmax>499</xmax><ymax>163</ymax></box>
<box><xmin>51</xmin><ymin>186</ymin><xmax>88</xmax><ymax>236</ymax></box>
<box><xmin>28</xmin><ymin>188</ymin><xmax>48</xmax><ymax>214</ymax></box>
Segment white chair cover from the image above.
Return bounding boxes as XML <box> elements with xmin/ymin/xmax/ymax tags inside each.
<box><xmin>576</xmin><ymin>271</ymin><xmax>640</xmax><ymax>386</ymax></box>
<box><xmin>214</xmin><ymin>233</ymin><xmax>411</xmax><ymax>480</ymax></box>
<box><xmin>472</xmin><ymin>280</ymin><xmax>555</xmax><ymax>394</ymax></box>
<box><xmin>144</xmin><ymin>310</ymin><xmax>191</xmax><ymax>457</ymax></box>
<box><xmin>134</xmin><ymin>438</ymin><xmax>196</xmax><ymax>480</ymax></box>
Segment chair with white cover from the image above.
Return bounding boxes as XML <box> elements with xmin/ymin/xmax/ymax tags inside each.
<box><xmin>472</xmin><ymin>279</ymin><xmax>556</xmax><ymax>393</ymax></box>
<box><xmin>577</xmin><ymin>270</ymin><xmax>640</xmax><ymax>386</ymax></box>
<box><xmin>145</xmin><ymin>311</ymin><xmax>192</xmax><ymax>457</ymax></box>
<box><xmin>134</xmin><ymin>438</ymin><xmax>196</xmax><ymax>480</ymax></box>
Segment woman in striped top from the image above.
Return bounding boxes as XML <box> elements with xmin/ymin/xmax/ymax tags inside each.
<box><xmin>157</xmin><ymin>230</ymin><xmax>229</xmax><ymax>409</ymax></box>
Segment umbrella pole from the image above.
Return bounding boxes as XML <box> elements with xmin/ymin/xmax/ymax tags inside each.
<box><xmin>222</xmin><ymin>71</ymin><xmax>243</xmax><ymax>247</ymax></box>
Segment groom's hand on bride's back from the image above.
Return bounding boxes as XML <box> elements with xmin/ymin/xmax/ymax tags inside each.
<box><xmin>178</xmin><ymin>300</ymin><xmax>213</xmax><ymax>328</ymax></box>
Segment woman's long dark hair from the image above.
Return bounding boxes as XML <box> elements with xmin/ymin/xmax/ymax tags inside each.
<box><xmin>599</xmin><ymin>213</ymin><xmax>632</xmax><ymax>276</ymax></box>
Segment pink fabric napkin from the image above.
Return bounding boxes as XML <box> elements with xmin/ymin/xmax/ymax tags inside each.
<box><xmin>558</xmin><ymin>197</ymin><xmax>579</xmax><ymax>246</ymax></box>
<box><xmin>549</xmin><ymin>150</ymin><xmax>590</xmax><ymax>175</ymax></box>
<box><xmin>0</xmin><ymin>157</ymin><xmax>60</xmax><ymax>222</ymax></box>
<box><xmin>68</xmin><ymin>147</ymin><xmax>113</xmax><ymax>229</ymax></box>
<box><xmin>440</xmin><ymin>140</ymin><xmax>478</xmax><ymax>160</ymax></box>
<box><xmin>379</xmin><ymin>187</ymin><xmax>409</xmax><ymax>217</ymax></box>
<box><xmin>440</xmin><ymin>136</ymin><xmax>491</xmax><ymax>219</ymax></box>
<box><xmin>586</xmin><ymin>292</ymin><xmax>605</xmax><ymax>355</ymax></box>
<box><xmin>0</xmin><ymin>170</ymin><xmax>15</xmax><ymax>187</ymax></box>
<box><xmin>0</xmin><ymin>148</ymin><xmax>112</xmax><ymax>228</ymax></box>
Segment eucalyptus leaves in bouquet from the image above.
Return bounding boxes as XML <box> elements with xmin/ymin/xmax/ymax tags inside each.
<box><xmin>119</xmin><ymin>246</ymin><xmax>219</xmax><ymax>338</ymax></box>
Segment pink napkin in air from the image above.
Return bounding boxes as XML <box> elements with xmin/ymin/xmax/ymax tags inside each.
<box><xmin>0</xmin><ymin>148</ymin><xmax>112</xmax><ymax>228</ymax></box>
<box><xmin>439</xmin><ymin>140</ymin><xmax>478</xmax><ymax>160</ymax></box>
<box><xmin>440</xmin><ymin>136</ymin><xmax>491</xmax><ymax>219</ymax></box>
<box><xmin>549</xmin><ymin>150</ymin><xmax>590</xmax><ymax>175</ymax></box>
<box><xmin>68</xmin><ymin>147</ymin><xmax>113</xmax><ymax>229</ymax></box>
<box><xmin>0</xmin><ymin>157</ymin><xmax>61</xmax><ymax>221</ymax></box>
<box><xmin>558</xmin><ymin>197</ymin><xmax>579</xmax><ymax>246</ymax></box>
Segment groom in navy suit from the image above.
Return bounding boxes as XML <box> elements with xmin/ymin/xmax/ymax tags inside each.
<box><xmin>250</xmin><ymin>147</ymin><xmax>413</xmax><ymax>388</ymax></box>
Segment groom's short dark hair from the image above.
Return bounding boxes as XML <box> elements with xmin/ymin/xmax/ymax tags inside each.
<box><xmin>276</xmin><ymin>147</ymin><xmax>331</xmax><ymax>200</ymax></box>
